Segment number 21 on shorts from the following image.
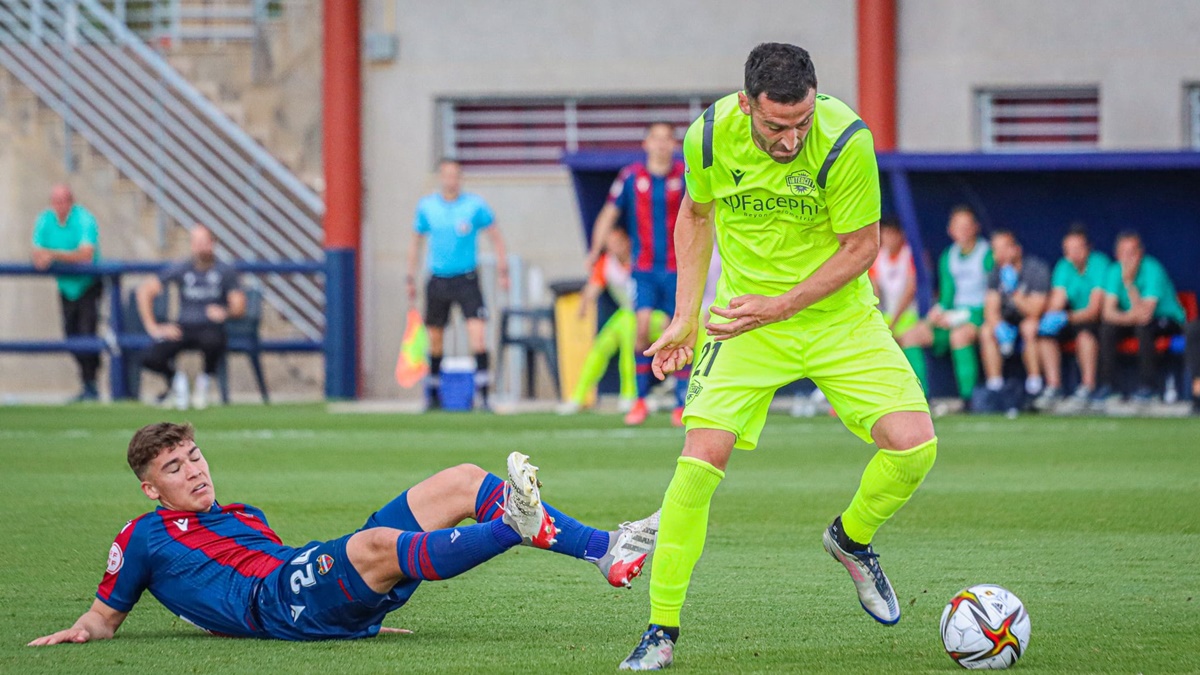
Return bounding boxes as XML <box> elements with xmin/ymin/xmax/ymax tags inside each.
<box><xmin>693</xmin><ymin>342</ymin><xmax>722</xmax><ymax>377</ymax></box>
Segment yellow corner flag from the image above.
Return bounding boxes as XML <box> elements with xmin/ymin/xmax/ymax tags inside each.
<box><xmin>395</xmin><ymin>308</ymin><xmax>429</xmax><ymax>388</ymax></box>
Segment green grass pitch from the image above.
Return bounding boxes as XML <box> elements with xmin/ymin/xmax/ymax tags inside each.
<box><xmin>2</xmin><ymin>405</ymin><xmax>1198</xmax><ymax>673</ymax></box>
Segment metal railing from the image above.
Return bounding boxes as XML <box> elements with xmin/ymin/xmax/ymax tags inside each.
<box><xmin>0</xmin><ymin>259</ymin><xmax>322</xmax><ymax>399</ymax></box>
<box><xmin>0</xmin><ymin>0</ymin><xmax>325</xmax><ymax>340</ymax></box>
<box><xmin>102</xmin><ymin>0</ymin><xmax>274</xmax><ymax>43</ymax></box>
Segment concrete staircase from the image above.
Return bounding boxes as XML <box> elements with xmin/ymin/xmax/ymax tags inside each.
<box><xmin>0</xmin><ymin>0</ymin><xmax>324</xmax><ymax>399</ymax></box>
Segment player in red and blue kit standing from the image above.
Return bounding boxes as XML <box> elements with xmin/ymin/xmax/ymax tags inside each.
<box><xmin>587</xmin><ymin>122</ymin><xmax>689</xmax><ymax>426</ymax></box>
<box><xmin>28</xmin><ymin>422</ymin><xmax>658</xmax><ymax>645</ymax></box>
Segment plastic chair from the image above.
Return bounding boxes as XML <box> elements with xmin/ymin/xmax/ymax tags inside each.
<box><xmin>122</xmin><ymin>289</ymin><xmax>168</xmax><ymax>400</ymax></box>
<box><xmin>217</xmin><ymin>283</ymin><xmax>269</xmax><ymax>404</ymax></box>
<box><xmin>496</xmin><ymin>307</ymin><xmax>559</xmax><ymax>399</ymax></box>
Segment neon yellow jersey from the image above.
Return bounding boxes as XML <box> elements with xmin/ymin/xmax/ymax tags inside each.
<box><xmin>683</xmin><ymin>92</ymin><xmax>881</xmax><ymax>318</ymax></box>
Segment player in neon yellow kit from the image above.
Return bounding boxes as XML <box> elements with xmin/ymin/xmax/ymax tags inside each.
<box><xmin>620</xmin><ymin>43</ymin><xmax>936</xmax><ymax>670</ymax></box>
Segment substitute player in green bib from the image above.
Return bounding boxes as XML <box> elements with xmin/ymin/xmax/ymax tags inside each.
<box><xmin>620</xmin><ymin>43</ymin><xmax>936</xmax><ymax>670</ymax></box>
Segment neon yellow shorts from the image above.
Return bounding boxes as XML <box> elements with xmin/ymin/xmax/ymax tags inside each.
<box><xmin>884</xmin><ymin>308</ymin><xmax>920</xmax><ymax>337</ymax></box>
<box><xmin>683</xmin><ymin>305</ymin><xmax>928</xmax><ymax>449</ymax></box>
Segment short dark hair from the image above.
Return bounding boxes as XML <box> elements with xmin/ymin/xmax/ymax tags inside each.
<box><xmin>744</xmin><ymin>43</ymin><xmax>818</xmax><ymax>104</ymax></box>
<box><xmin>1064</xmin><ymin>221</ymin><xmax>1090</xmax><ymax>243</ymax></box>
<box><xmin>991</xmin><ymin>228</ymin><xmax>1019</xmax><ymax>245</ymax></box>
<box><xmin>1115</xmin><ymin>229</ymin><xmax>1142</xmax><ymax>247</ymax></box>
<box><xmin>949</xmin><ymin>204</ymin><xmax>976</xmax><ymax>220</ymax></box>
<box><xmin>128</xmin><ymin>422</ymin><xmax>194</xmax><ymax>480</ymax></box>
<box><xmin>880</xmin><ymin>216</ymin><xmax>902</xmax><ymax>232</ymax></box>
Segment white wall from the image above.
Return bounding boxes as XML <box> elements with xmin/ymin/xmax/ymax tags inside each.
<box><xmin>360</xmin><ymin>0</ymin><xmax>857</xmax><ymax>397</ymax></box>
<box><xmin>899</xmin><ymin>0</ymin><xmax>1200</xmax><ymax>150</ymax></box>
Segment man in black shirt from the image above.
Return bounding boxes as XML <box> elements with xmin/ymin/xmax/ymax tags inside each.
<box><xmin>137</xmin><ymin>225</ymin><xmax>245</xmax><ymax>409</ymax></box>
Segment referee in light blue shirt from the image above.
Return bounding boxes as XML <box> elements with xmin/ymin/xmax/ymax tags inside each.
<box><xmin>406</xmin><ymin>159</ymin><xmax>509</xmax><ymax>410</ymax></box>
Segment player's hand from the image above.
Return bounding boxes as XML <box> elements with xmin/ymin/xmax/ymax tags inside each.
<box><xmin>1131</xmin><ymin>302</ymin><xmax>1154</xmax><ymax>324</ymax></box>
<box><xmin>927</xmin><ymin>306</ymin><xmax>950</xmax><ymax>329</ymax></box>
<box><xmin>28</xmin><ymin>627</ymin><xmax>91</xmax><ymax>646</ymax></box>
<box><xmin>406</xmin><ymin>276</ymin><xmax>417</xmax><ymax>303</ymax></box>
<box><xmin>32</xmin><ymin>249</ymin><xmax>52</xmax><ymax>270</ymax></box>
<box><xmin>1120</xmin><ymin>261</ymin><xmax>1137</xmax><ymax>284</ymax></box>
<box><xmin>151</xmin><ymin>323</ymin><xmax>182</xmax><ymax>341</ymax></box>
<box><xmin>497</xmin><ymin>268</ymin><xmax>510</xmax><ymax>292</ymax></box>
<box><xmin>205</xmin><ymin>304</ymin><xmax>228</xmax><ymax>323</ymax></box>
<box><xmin>644</xmin><ymin>317</ymin><xmax>698</xmax><ymax>380</ymax></box>
<box><xmin>706</xmin><ymin>294</ymin><xmax>792</xmax><ymax>341</ymax></box>
<box><xmin>377</xmin><ymin>626</ymin><xmax>413</xmax><ymax>635</ymax></box>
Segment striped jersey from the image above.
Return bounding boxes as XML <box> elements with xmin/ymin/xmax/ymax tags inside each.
<box><xmin>97</xmin><ymin>502</ymin><xmax>294</xmax><ymax>637</ymax></box>
<box><xmin>607</xmin><ymin>161</ymin><xmax>687</xmax><ymax>273</ymax></box>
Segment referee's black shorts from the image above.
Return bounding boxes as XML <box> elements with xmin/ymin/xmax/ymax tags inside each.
<box><xmin>425</xmin><ymin>271</ymin><xmax>487</xmax><ymax>328</ymax></box>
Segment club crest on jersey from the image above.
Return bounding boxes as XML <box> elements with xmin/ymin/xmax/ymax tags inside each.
<box><xmin>686</xmin><ymin>380</ymin><xmax>703</xmax><ymax>405</ymax></box>
<box><xmin>316</xmin><ymin>554</ymin><xmax>335</xmax><ymax>575</ymax></box>
<box><xmin>786</xmin><ymin>170</ymin><xmax>817</xmax><ymax>196</ymax></box>
<box><xmin>107</xmin><ymin>543</ymin><xmax>124</xmax><ymax>574</ymax></box>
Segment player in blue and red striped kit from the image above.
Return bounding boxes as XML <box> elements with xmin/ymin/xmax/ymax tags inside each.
<box><xmin>587</xmin><ymin>122</ymin><xmax>690</xmax><ymax>426</ymax></box>
<box><xmin>28</xmin><ymin>422</ymin><xmax>659</xmax><ymax>645</ymax></box>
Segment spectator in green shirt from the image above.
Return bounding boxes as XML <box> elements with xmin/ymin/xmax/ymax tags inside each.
<box><xmin>1034</xmin><ymin>224</ymin><xmax>1110</xmax><ymax>410</ymax></box>
<box><xmin>1096</xmin><ymin>231</ymin><xmax>1186</xmax><ymax>404</ymax></box>
<box><xmin>30</xmin><ymin>185</ymin><xmax>102</xmax><ymax>401</ymax></box>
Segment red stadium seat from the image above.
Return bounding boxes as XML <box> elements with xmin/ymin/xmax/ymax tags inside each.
<box><xmin>1062</xmin><ymin>291</ymin><xmax>1196</xmax><ymax>355</ymax></box>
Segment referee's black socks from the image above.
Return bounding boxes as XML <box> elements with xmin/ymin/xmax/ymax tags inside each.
<box><xmin>474</xmin><ymin>352</ymin><xmax>490</xmax><ymax>406</ymax></box>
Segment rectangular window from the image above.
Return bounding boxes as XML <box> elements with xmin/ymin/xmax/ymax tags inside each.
<box><xmin>978</xmin><ymin>88</ymin><xmax>1099</xmax><ymax>151</ymax></box>
<box><xmin>1188</xmin><ymin>85</ymin><xmax>1200</xmax><ymax>149</ymax></box>
<box><xmin>439</xmin><ymin>96</ymin><xmax>717</xmax><ymax>170</ymax></box>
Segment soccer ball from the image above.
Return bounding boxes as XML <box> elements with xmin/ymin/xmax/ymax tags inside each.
<box><xmin>940</xmin><ymin>584</ymin><xmax>1031</xmax><ymax>669</ymax></box>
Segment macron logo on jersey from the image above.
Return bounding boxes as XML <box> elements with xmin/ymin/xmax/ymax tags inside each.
<box><xmin>730</xmin><ymin>168</ymin><xmax>745</xmax><ymax>186</ymax></box>
<box><xmin>174</xmin><ymin>518</ymin><xmax>189</xmax><ymax>532</ymax></box>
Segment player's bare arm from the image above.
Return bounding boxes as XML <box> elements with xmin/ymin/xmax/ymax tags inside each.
<box><xmin>485</xmin><ymin>223</ymin><xmax>510</xmax><ymax>291</ymax></box>
<box><xmin>645</xmin><ymin>193</ymin><xmax>714</xmax><ymax>379</ymax></box>
<box><xmin>891</xmin><ymin>271</ymin><xmax>917</xmax><ymax>331</ymax></box>
<box><xmin>984</xmin><ymin>289</ymin><xmax>1003</xmax><ymax>325</ymax></box>
<box><xmin>1011</xmin><ymin>290</ymin><xmax>1047</xmax><ymax>318</ymax></box>
<box><xmin>28</xmin><ymin>599</ymin><xmax>127</xmax><ymax>646</ymax></box>
<box><xmin>405</xmin><ymin>230</ymin><xmax>426</xmax><ymax>301</ymax></box>
<box><xmin>586</xmin><ymin>203</ymin><xmax>622</xmax><ymax>269</ymax></box>
<box><xmin>1072</xmin><ymin>287</ymin><xmax>1104</xmax><ymax>324</ymax></box>
<box><xmin>706</xmin><ymin>222</ymin><xmax>880</xmax><ymax>341</ymax></box>
<box><xmin>34</xmin><ymin>243</ymin><xmax>96</xmax><ymax>266</ymax></box>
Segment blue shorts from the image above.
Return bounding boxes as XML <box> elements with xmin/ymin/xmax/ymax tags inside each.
<box><xmin>632</xmin><ymin>269</ymin><xmax>677</xmax><ymax>315</ymax></box>
<box><xmin>255</xmin><ymin>491</ymin><xmax>424</xmax><ymax>641</ymax></box>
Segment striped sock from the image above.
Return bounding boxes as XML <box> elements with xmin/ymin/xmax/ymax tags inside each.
<box><xmin>474</xmin><ymin>471</ymin><xmax>608</xmax><ymax>560</ymax></box>
<box><xmin>394</xmin><ymin>520</ymin><xmax>518</xmax><ymax>581</ymax></box>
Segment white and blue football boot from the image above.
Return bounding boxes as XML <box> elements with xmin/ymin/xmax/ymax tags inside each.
<box><xmin>618</xmin><ymin>625</ymin><xmax>675</xmax><ymax>671</ymax></box>
<box><xmin>822</xmin><ymin>516</ymin><xmax>901</xmax><ymax>625</ymax></box>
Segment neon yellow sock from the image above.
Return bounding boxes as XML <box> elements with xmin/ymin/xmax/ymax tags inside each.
<box><xmin>616</xmin><ymin>310</ymin><xmax>637</xmax><ymax>400</ymax></box>
<box><xmin>570</xmin><ymin>311</ymin><xmax>630</xmax><ymax>403</ymax></box>
<box><xmin>649</xmin><ymin>456</ymin><xmax>724</xmax><ymax>628</ymax></box>
<box><xmin>841</xmin><ymin>438</ymin><xmax>937</xmax><ymax>545</ymax></box>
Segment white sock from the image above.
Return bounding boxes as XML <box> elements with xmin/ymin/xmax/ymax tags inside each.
<box><xmin>986</xmin><ymin>377</ymin><xmax>1005</xmax><ymax>391</ymax></box>
<box><xmin>1025</xmin><ymin>375</ymin><xmax>1044</xmax><ymax>395</ymax></box>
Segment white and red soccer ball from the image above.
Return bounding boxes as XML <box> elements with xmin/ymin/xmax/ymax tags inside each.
<box><xmin>940</xmin><ymin>584</ymin><xmax>1031</xmax><ymax>669</ymax></box>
